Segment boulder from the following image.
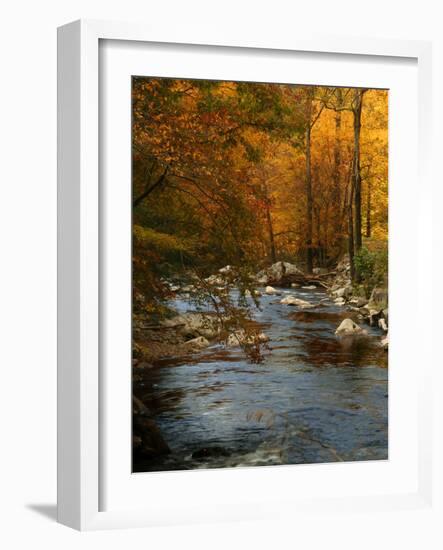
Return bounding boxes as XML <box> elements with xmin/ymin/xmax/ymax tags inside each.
<box><xmin>276</xmin><ymin>261</ymin><xmax>302</xmax><ymax>276</ymax></box>
<box><xmin>381</xmin><ymin>334</ymin><xmax>389</xmax><ymax>350</ymax></box>
<box><xmin>184</xmin><ymin>336</ymin><xmax>210</xmax><ymax>349</ymax></box>
<box><xmin>378</xmin><ymin>318</ymin><xmax>388</xmax><ymax>332</ymax></box>
<box><xmin>327</xmin><ymin>256</ymin><xmax>352</xmax><ymax>295</ymax></box>
<box><xmin>256</xmin><ymin>261</ymin><xmax>303</xmax><ymax>285</ymax></box>
<box><xmin>349</xmin><ymin>297</ymin><xmax>368</xmax><ymax>307</ymax></box>
<box><xmin>162</xmin><ymin>313</ymin><xmax>220</xmax><ymax>339</ymax></box>
<box><xmin>344</xmin><ymin>285</ymin><xmax>353</xmax><ymax>297</ymax></box>
<box><xmin>265</xmin><ymin>285</ymin><xmax>280</xmax><ymax>295</ymax></box>
<box><xmin>280</xmin><ymin>295</ymin><xmax>297</xmax><ymax>305</ymax></box>
<box><xmin>226</xmin><ymin>330</ymin><xmax>269</xmax><ymax>347</ymax></box>
<box><xmin>302</xmin><ymin>285</ymin><xmax>317</xmax><ymax>290</ymax></box>
<box><xmin>334</xmin><ymin>297</ymin><xmax>346</xmax><ymax>306</ymax></box>
<box><xmin>336</xmin><ymin>254</ymin><xmax>351</xmax><ymax>273</ymax></box>
<box><xmin>280</xmin><ymin>295</ymin><xmax>313</xmax><ymax>308</ymax></box>
<box><xmin>204</xmin><ymin>274</ymin><xmax>225</xmax><ymax>286</ymax></box>
<box><xmin>335</xmin><ymin>318</ymin><xmax>367</xmax><ymax>336</ymax></box>
<box><xmin>218</xmin><ymin>265</ymin><xmax>232</xmax><ymax>274</ymax></box>
<box><xmin>332</xmin><ymin>284</ymin><xmax>352</xmax><ymax>301</ymax></box>
<box><xmin>344</xmin><ymin>286</ymin><xmax>352</xmax><ymax>298</ymax></box>
<box><xmin>256</xmin><ymin>273</ymin><xmax>269</xmax><ymax>285</ymax></box>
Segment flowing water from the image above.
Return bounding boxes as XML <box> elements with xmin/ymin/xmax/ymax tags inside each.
<box><xmin>133</xmin><ymin>286</ymin><xmax>388</xmax><ymax>472</ymax></box>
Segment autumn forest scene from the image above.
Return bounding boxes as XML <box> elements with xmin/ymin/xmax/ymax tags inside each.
<box><xmin>132</xmin><ymin>77</ymin><xmax>389</xmax><ymax>472</ymax></box>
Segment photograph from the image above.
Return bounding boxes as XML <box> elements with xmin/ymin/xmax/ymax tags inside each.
<box><xmin>131</xmin><ymin>77</ymin><xmax>389</xmax><ymax>473</ymax></box>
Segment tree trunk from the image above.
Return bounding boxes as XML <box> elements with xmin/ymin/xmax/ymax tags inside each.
<box><xmin>262</xmin><ymin>180</ymin><xmax>277</xmax><ymax>263</ymax></box>
<box><xmin>305</xmin><ymin>90</ymin><xmax>314</xmax><ymax>274</ymax></box>
<box><xmin>333</xmin><ymin>89</ymin><xmax>342</xmax><ymax>242</ymax></box>
<box><xmin>315</xmin><ymin>205</ymin><xmax>323</xmax><ymax>266</ymax></box>
<box><xmin>265</xmin><ymin>201</ymin><xmax>277</xmax><ymax>264</ymax></box>
<box><xmin>348</xmin><ymin>205</ymin><xmax>355</xmax><ymax>281</ymax></box>
<box><xmin>348</xmin><ymin>166</ymin><xmax>356</xmax><ymax>281</ymax></box>
<box><xmin>323</xmin><ymin>203</ymin><xmax>329</xmax><ymax>261</ymax></box>
<box><xmin>366</xmin><ymin>179</ymin><xmax>371</xmax><ymax>238</ymax></box>
<box><xmin>353</xmin><ymin>89</ymin><xmax>364</xmax><ymax>253</ymax></box>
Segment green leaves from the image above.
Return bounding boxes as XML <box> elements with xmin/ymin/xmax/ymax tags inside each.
<box><xmin>354</xmin><ymin>245</ymin><xmax>388</xmax><ymax>297</ymax></box>
<box><xmin>133</xmin><ymin>225</ymin><xmax>194</xmax><ymax>254</ymax></box>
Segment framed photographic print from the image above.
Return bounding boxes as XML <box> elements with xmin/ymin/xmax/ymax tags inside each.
<box><xmin>57</xmin><ymin>19</ymin><xmax>433</xmax><ymax>530</ymax></box>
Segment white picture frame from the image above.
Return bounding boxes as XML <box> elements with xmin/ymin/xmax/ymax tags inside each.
<box><xmin>57</xmin><ymin>19</ymin><xmax>433</xmax><ymax>531</ymax></box>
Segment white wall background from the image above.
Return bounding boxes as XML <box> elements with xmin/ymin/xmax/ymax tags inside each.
<box><xmin>0</xmin><ymin>0</ymin><xmax>441</xmax><ymax>547</ymax></box>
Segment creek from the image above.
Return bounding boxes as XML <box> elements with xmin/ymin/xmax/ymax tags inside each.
<box><xmin>133</xmin><ymin>286</ymin><xmax>388</xmax><ymax>471</ymax></box>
